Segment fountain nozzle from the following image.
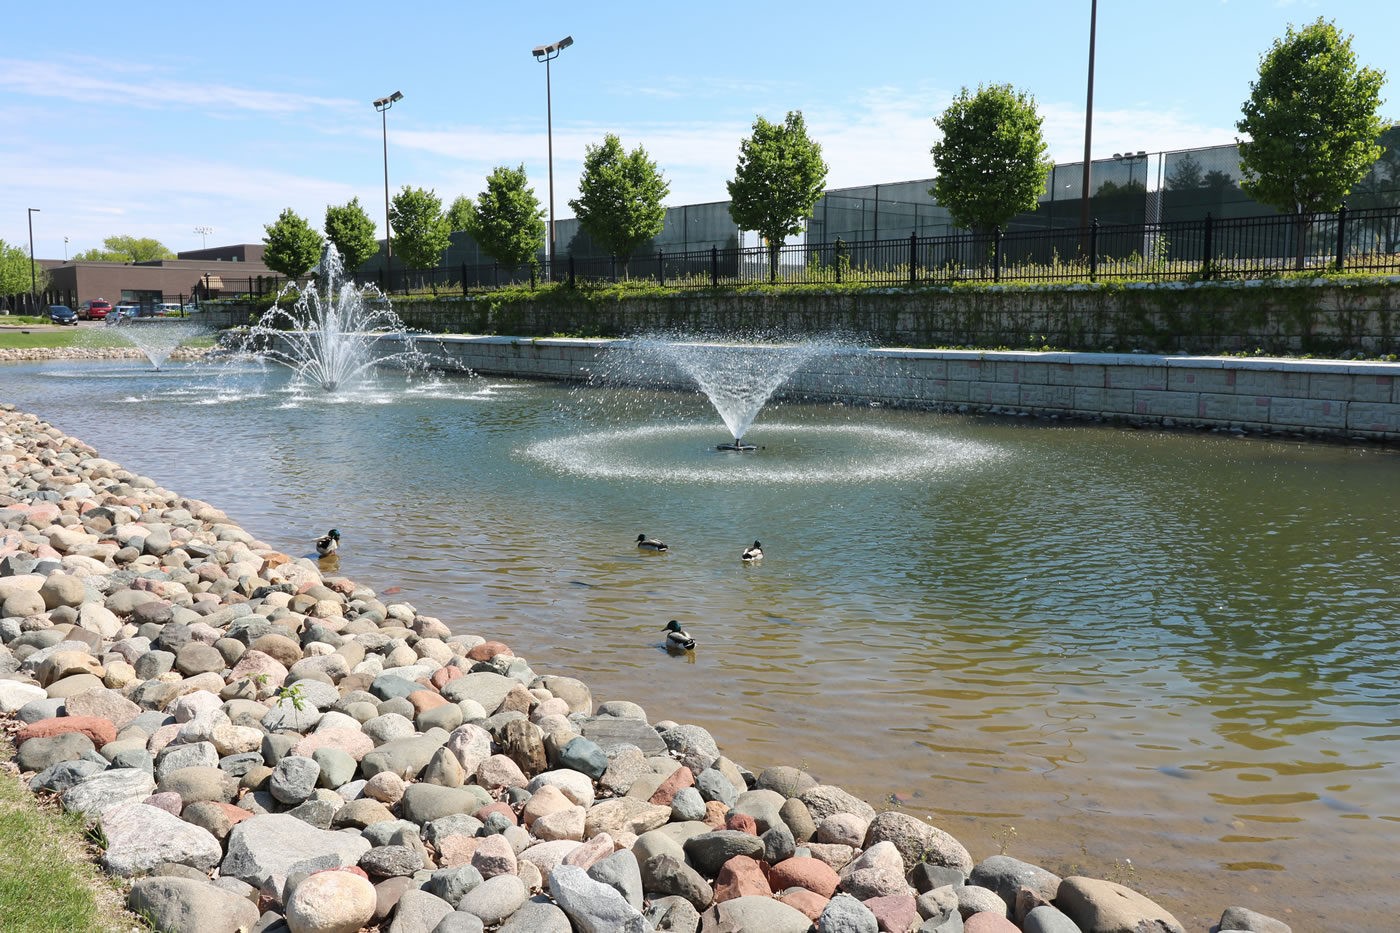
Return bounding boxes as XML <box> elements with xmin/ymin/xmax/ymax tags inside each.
<box><xmin>717</xmin><ymin>438</ymin><xmax>758</xmax><ymax>452</ymax></box>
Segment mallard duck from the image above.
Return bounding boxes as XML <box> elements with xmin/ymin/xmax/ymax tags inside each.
<box><xmin>741</xmin><ymin>541</ymin><xmax>763</xmax><ymax>562</ymax></box>
<box><xmin>663</xmin><ymin>620</ymin><xmax>695</xmax><ymax>650</ymax></box>
<box><xmin>314</xmin><ymin>528</ymin><xmax>340</xmax><ymax>556</ymax></box>
<box><xmin>636</xmin><ymin>534</ymin><xmax>668</xmax><ymax>552</ymax></box>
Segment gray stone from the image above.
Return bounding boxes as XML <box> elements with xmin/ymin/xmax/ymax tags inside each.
<box><xmin>401</xmin><ymin>783</ymin><xmax>491</xmax><ymax>825</ymax></box>
<box><xmin>155</xmin><ymin>741</ymin><xmax>219</xmax><ymax>781</ymax></box>
<box><xmin>286</xmin><ymin>797</ymin><xmax>339</xmax><ymax>830</ymax></box>
<box><xmin>16</xmin><ymin>697</ymin><xmax>67</xmax><ymax>724</ymax></box>
<box><xmin>361</xmin><ymin>732</ymin><xmax>450</xmax><ymax>781</ymax></box>
<box><xmin>868</xmin><ymin>810</ymin><xmax>973</xmax><ymax>876</ymax></box>
<box><xmin>1056</xmin><ymin>877</ymin><xmax>1183</xmax><ymax>933</ymax></box>
<box><xmin>757</xmin><ymin>765</ymin><xmax>818</xmax><ymax>799</ymax></box>
<box><xmin>261</xmin><ymin>733</ymin><xmax>297</xmax><ymax>766</ymax></box>
<box><xmin>580</xmin><ymin>716</ymin><xmax>667</xmax><ymax>756</ymax></box>
<box><xmin>819</xmin><ymin>893</ymin><xmax>880</xmax><ymax>933</ymax></box>
<box><xmin>134</xmin><ymin>649</ymin><xmax>176</xmax><ymax>680</ymax></box>
<box><xmin>696</xmin><ymin>768</ymin><xmax>738</xmax><ymax>807</ymax></box>
<box><xmin>642</xmin><ymin>854</ymin><xmax>713</xmax><ymax>911</ymax></box>
<box><xmin>127</xmin><ymin>876</ymin><xmax>262</xmax><ymax>933</ymax></box>
<box><xmin>456</xmin><ymin>873</ymin><xmax>526</xmax><ymax>926</ymax></box>
<box><xmin>659</xmin><ymin>724</ymin><xmax>719</xmax><ymax>772</ymax></box>
<box><xmin>388</xmin><ymin>889</ymin><xmax>455</xmax><ymax>933</ymax></box>
<box><xmin>364</xmin><ymin>712</ymin><xmax>417</xmax><ymax>745</ymax></box>
<box><xmin>362</xmin><ymin>819</ymin><xmax>423</xmax><ymax>848</ymax></box>
<box><xmin>361</xmin><ymin>844</ymin><xmax>424</xmax><ymax>878</ymax></box>
<box><xmin>599</xmin><ymin>747</ymin><xmax>651</xmax><ymax>796</ymax></box>
<box><xmin>763</xmin><ymin>822</ymin><xmax>796</xmax><ymax>864</ymax></box>
<box><xmin>731</xmin><ymin>788</ymin><xmax>785</xmax><ymax>833</ymax></box>
<box><xmin>1023</xmin><ymin>905</ymin><xmax>1081</xmax><ymax>933</ymax></box>
<box><xmin>312</xmin><ymin>747</ymin><xmax>357</xmax><ymax>788</ymax></box>
<box><xmin>175</xmin><ymin>642</ymin><xmax>225</xmax><ymax>677</ymax></box>
<box><xmin>669</xmin><ymin>786</ymin><xmax>707</xmax><ymax>822</ymax></box>
<box><xmin>801</xmin><ymin>784</ymin><xmax>877</xmax><ymax>824</ymax></box>
<box><xmin>645</xmin><ymin>895</ymin><xmax>702</xmax><ymax>933</ymax></box>
<box><xmin>260</xmin><ymin>701</ymin><xmax>321</xmax><ymax>733</ymax></box>
<box><xmin>706</xmin><ymin>895</ymin><xmax>813</xmax><ymax>933</ymax></box>
<box><xmin>421</xmin><ymin>745</ymin><xmax>466</xmax><ymax>788</ymax></box>
<box><xmin>497</xmin><ymin>897</ymin><xmax>572</xmax><ymax>933</ymax></box>
<box><xmin>549</xmin><ymin>863</ymin><xmax>647</xmax><ymax>933</ymax></box>
<box><xmin>62</xmin><ymin>767</ymin><xmax>156</xmax><ymax>819</ymax></box>
<box><xmin>1219</xmin><ymin>906</ymin><xmax>1292</xmax><ymax>933</ymax></box>
<box><xmin>432</xmin><ymin>912</ymin><xmax>485</xmax><ymax>933</ymax></box>
<box><xmin>683</xmin><ymin>830</ymin><xmax>766</xmax><ymax>876</ymax></box>
<box><xmin>969</xmin><ymin>855</ymin><xmax>1061</xmax><ymax>913</ymax></box>
<box><xmin>99</xmin><ymin>802</ymin><xmax>223</xmax><ymax>876</ymax></box>
<box><xmin>587</xmin><ymin>848</ymin><xmax>644</xmax><ymax>909</ymax></box>
<box><xmin>440</xmin><ymin>671</ymin><xmax>516</xmax><ymax>713</ymax></box>
<box><xmin>16</xmin><ymin>732</ymin><xmax>95</xmax><ymax>772</ymax></box>
<box><xmin>558</xmin><ymin>736</ymin><xmax>608</xmax><ymax>778</ymax></box>
<box><xmin>220</xmin><ymin>813</ymin><xmax>372</xmax><ymax>887</ymax></box>
<box><xmin>424</xmin><ymin>814</ymin><xmax>486</xmax><ymax>849</ymax></box>
<box><xmin>218</xmin><ymin>751</ymin><xmax>264</xmax><ymax>778</ymax></box>
<box><xmin>910</xmin><ymin>862</ymin><xmax>969</xmax><ymax>893</ymax></box>
<box><xmin>29</xmin><ymin>758</ymin><xmax>104</xmax><ymax>793</ymax></box>
<box><xmin>370</xmin><ymin>674</ymin><xmax>422</xmax><ymax>701</ymax></box>
<box><xmin>780</xmin><ymin>796</ymin><xmax>816</xmax><ymax>843</ymax></box>
<box><xmin>920</xmin><ymin>910</ymin><xmax>965</xmax><ymax>933</ymax></box>
<box><xmin>158</xmin><ymin>765</ymin><xmax>239</xmax><ymax>805</ymax></box>
<box><xmin>427</xmin><ymin>865</ymin><xmax>484</xmax><ymax>909</ymax></box>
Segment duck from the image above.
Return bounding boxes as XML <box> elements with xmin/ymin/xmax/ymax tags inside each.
<box><xmin>636</xmin><ymin>534</ymin><xmax>668</xmax><ymax>552</ymax></box>
<box><xmin>663</xmin><ymin>620</ymin><xmax>695</xmax><ymax>650</ymax></box>
<box><xmin>314</xmin><ymin>528</ymin><xmax>340</xmax><ymax>556</ymax></box>
<box><xmin>741</xmin><ymin>541</ymin><xmax>764</xmax><ymax>562</ymax></box>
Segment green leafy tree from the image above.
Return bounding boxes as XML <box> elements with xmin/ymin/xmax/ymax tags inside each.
<box><xmin>459</xmin><ymin>165</ymin><xmax>546</xmax><ymax>267</ymax></box>
<box><xmin>0</xmin><ymin>239</ymin><xmax>50</xmax><ymax>303</ymax></box>
<box><xmin>73</xmin><ymin>235</ymin><xmax>176</xmax><ymax>262</ymax></box>
<box><xmin>262</xmin><ymin>208</ymin><xmax>323</xmax><ymax>279</ymax></box>
<box><xmin>389</xmin><ymin>186</ymin><xmax>452</xmax><ymax>281</ymax></box>
<box><xmin>323</xmin><ymin>197</ymin><xmax>378</xmax><ymax>273</ymax></box>
<box><xmin>570</xmin><ymin>134</ymin><xmax>670</xmax><ymax>274</ymax></box>
<box><xmin>1350</xmin><ymin>124</ymin><xmax>1400</xmax><ymax>252</ymax></box>
<box><xmin>727</xmin><ymin>111</ymin><xmax>828</xmax><ymax>281</ymax></box>
<box><xmin>1166</xmin><ymin>154</ymin><xmax>1204</xmax><ymax>191</ymax></box>
<box><xmin>445</xmin><ymin>195</ymin><xmax>475</xmax><ymax>233</ymax></box>
<box><xmin>1237</xmin><ymin>17</ymin><xmax>1386</xmax><ymax>268</ymax></box>
<box><xmin>930</xmin><ymin>83</ymin><xmax>1053</xmax><ymax>236</ymax></box>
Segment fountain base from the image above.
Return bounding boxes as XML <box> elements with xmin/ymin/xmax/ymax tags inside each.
<box><xmin>717</xmin><ymin>442</ymin><xmax>758</xmax><ymax>452</ymax></box>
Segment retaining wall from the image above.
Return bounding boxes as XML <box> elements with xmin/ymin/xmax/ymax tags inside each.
<box><xmin>417</xmin><ymin>336</ymin><xmax>1400</xmax><ymax>441</ymax></box>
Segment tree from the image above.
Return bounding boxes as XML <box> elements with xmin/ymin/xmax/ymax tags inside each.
<box><xmin>389</xmin><ymin>187</ymin><xmax>452</xmax><ymax>279</ymax></box>
<box><xmin>445</xmin><ymin>195</ymin><xmax>475</xmax><ymax>233</ymax></box>
<box><xmin>930</xmin><ymin>83</ymin><xmax>1053</xmax><ymax>236</ymax></box>
<box><xmin>323</xmin><ymin>197</ymin><xmax>378</xmax><ymax>274</ymax></box>
<box><xmin>458</xmin><ymin>165</ymin><xmax>546</xmax><ymax>268</ymax></box>
<box><xmin>570</xmin><ymin>134</ymin><xmax>670</xmax><ymax>273</ymax></box>
<box><xmin>262</xmin><ymin>208</ymin><xmax>323</xmax><ymax>279</ymax></box>
<box><xmin>1350</xmin><ymin>124</ymin><xmax>1400</xmax><ymax>253</ymax></box>
<box><xmin>1237</xmin><ymin>17</ymin><xmax>1386</xmax><ymax>268</ymax></box>
<box><xmin>1165</xmin><ymin>154</ymin><xmax>1204</xmax><ymax>191</ymax></box>
<box><xmin>73</xmin><ymin>235</ymin><xmax>176</xmax><ymax>262</ymax></box>
<box><xmin>0</xmin><ymin>239</ymin><xmax>50</xmax><ymax>304</ymax></box>
<box><xmin>727</xmin><ymin>111</ymin><xmax>828</xmax><ymax>281</ymax></box>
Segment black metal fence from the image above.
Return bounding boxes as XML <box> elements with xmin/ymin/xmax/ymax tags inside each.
<box><xmin>370</xmin><ymin>204</ymin><xmax>1400</xmax><ymax>295</ymax></box>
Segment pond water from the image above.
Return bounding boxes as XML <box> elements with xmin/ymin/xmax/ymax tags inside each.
<box><xmin>4</xmin><ymin>359</ymin><xmax>1398</xmax><ymax>929</ymax></box>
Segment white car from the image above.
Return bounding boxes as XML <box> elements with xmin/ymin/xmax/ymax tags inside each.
<box><xmin>154</xmin><ymin>303</ymin><xmax>185</xmax><ymax>317</ymax></box>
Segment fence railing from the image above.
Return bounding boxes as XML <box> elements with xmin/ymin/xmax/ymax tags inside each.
<box><xmin>370</xmin><ymin>203</ymin><xmax>1400</xmax><ymax>296</ymax></box>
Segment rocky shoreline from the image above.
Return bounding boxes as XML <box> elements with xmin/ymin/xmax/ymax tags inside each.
<box><xmin>0</xmin><ymin>402</ymin><xmax>1291</xmax><ymax>933</ymax></box>
<box><xmin>0</xmin><ymin>346</ymin><xmax>215</xmax><ymax>363</ymax></box>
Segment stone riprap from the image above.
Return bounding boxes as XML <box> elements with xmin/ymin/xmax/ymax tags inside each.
<box><xmin>0</xmin><ymin>346</ymin><xmax>213</xmax><ymax>363</ymax></box>
<box><xmin>0</xmin><ymin>402</ymin><xmax>1292</xmax><ymax>933</ymax></box>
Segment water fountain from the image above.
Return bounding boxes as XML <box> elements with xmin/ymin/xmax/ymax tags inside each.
<box><xmin>93</xmin><ymin>321</ymin><xmax>210</xmax><ymax>370</ymax></box>
<box><xmin>243</xmin><ymin>245</ymin><xmax>422</xmax><ymax>391</ymax></box>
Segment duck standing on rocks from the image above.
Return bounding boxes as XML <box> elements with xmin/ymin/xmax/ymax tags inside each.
<box><xmin>636</xmin><ymin>533</ymin><xmax>668</xmax><ymax>552</ymax></box>
<box><xmin>663</xmin><ymin>620</ymin><xmax>695</xmax><ymax>650</ymax></box>
<box><xmin>314</xmin><ymin>528</ymin><xmax>340</xmax><ymax>556</ymax></box>
<box><xmin>741</xmin><ymin>541</ymin><xmax>763</xmax><ymax>562</ymax></box>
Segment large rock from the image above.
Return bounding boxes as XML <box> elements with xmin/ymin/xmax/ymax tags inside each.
<box><xmin>549</xmin><ymin>863</ymin><xmax>648</xmax><ymax>933</ymax></box>
<box><xmin>457</xmin><ymin>873</ymin><xmax>527</xmax><ymax>925</ymax></box>
<box><xmin>683</xmin><ymin>830</ymin><xmax>766</xmax><ymax>877</ymax></box>
<box><xmin>587</xmin><ymin>849</ymin><xmax>644</xmax><ymax>910</ymax></box>
<box><xmin>969</xmin><ymin>855</ymin><xmax>1060</xmax><ymax>913</ymax></box>
<box><xmin>838</xmin><ymin>841</ymin><xmax>907</xmax><ymax>899</ymax></box>
<box><xmin>1023</xmin><ymin>905</ymin><xmax>1081</xmax><ymax>933</ymax></box>
<box><xmin>386</xmin><ymin>889</ymin><xmax>454</xmax><ymax>933</ymax></box>
<box><xmin>866</xmin><ymin>811</ymin><xmax>973</xmax><ymax>876</ymax></box>
<box><xmin>579</xmin><ymin>716</ymin><xmax>667</xmax><ymax>756</ymax></box>
<box><xmin>584</xmin><ymin>797</ymin><xmax>671</xmax><ymax>839</ymax></box>
<box><xmin>400</xmin><ymin>783</ymin><xmax>491</xmax><ymax>825</ymax></box>
<box><xmin>16</xmin><ymin>732</ymin><xmax>95</xmax><ymax>772</ymax></box>
<box><xmin>660</xmin><ymin>724</ymin><xmax>719</xmax><ymax>772</ymax></box>
<box><xmin>643</xmin><ymin>854</ymin><xmax>714</xmax><ymax>911</ymax></box>
<box><xmin>286</xmin><ymin>869</ymin><xmax>378</xmax><ymax>933</ymax></box>
<box><xmin>1055</xmin><ymin>877</ymin><xmax>1184</xmax><ymax>933</ymax></box>
<box><xmin>126</xmin><ymin>876</ymin><xmax>262</xmax><ymax>933</ymax></box>
<box><xmin>157</xmin><ymin>765</ymin><xmax>239</xmax><ymax>805</ymax></box>
<box><xmin>498</xmin><ymin>898</ymin><xmax>572</xmax><ymax>933</ymax></box>
<box><xmin>62</xmin><ymin>687</ymin><xmax>142</xmax><ymax>730</ymax></box>
<box><xmin>1219</xmin><ymin>906</ymin><xmax>1292</xmax><ymax>933</ymax></box>
<box><xmin>770</xmin><ymin>855</ymin><xmax>841</xmax><ymax>898</ymax></box>
<box><xmin>99</xmin><ymin>802</ymin><xmax>222</xmax><ymax>876</ymax></box>
<box><xmin>221</xmin><ymin>813</ymin><xmax>373</xmax><ymax>887</ymax></box>
<box><xmin>802</xmin><ymin>784</ymin><xmax>877</xmax><ymax>824</ymax></box>
<box><xmin>704</xmin><ymin>895</ymin><xmax>814</xmax><ymax>933</ymax></box>
<box><xmin>440</xmin><ymin>671</ymin><xmax>517</xmax><ymax>713</ymax></box>
<box><xmin>62</xmin><ymin>768</ymin><xmax>156</xmax><ymax>819</ymax></box>
<box><xmin>361</xmin><ymin>732</ymin><xmax>449</xmax><ymax>781</ymax></box>
<box><xmin>818</xmin><ymin>893</ymin><xmax>879</xmax><ymax>933</ymax></box>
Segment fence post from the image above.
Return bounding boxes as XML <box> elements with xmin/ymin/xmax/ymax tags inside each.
<box><xmin>611</xmin><ymin>255</ymin><xmax>618</xmax><ymax>283</ymax></box>
<box><xmin>993</xmin><ymin>226</ymin><xmax>1003</xmax><ymax>283</ymax></box>
<box><xmin>568</xmin><ymin>256</ymin><xmax>576</xmax><ymax>288</ymax></box>
<box><xmin>1201</xmin><ymin>213</ymin><xmax>1214</xmax><ymax>281</ymax></box>
<box><xmin>835</xmin><ymin>238</ymin><xmax>844</xmax><ymax>284</ymax></box>
<box><xmin>530</xmin><ymin>265</ymin><xmax>536</xmax><ymax>291</ymax></box>
<box><xmin>659</xmin><ymin>249</ymin><xmax>665</xmax><ymax>287</ymax></box>
<box><xmin>1335</xmin><ymin>201</ymin><xmax>1348</xmax><ymax>272</ymax></box>
<box><xmin>1089</xmin><ymin>219</ymin><xmax>1099</xmax><ymax>283</ymax></box>
<box><xmin>711</xmin><ymin>246</ymin><xmax>718</xmax><ymax>287</ymax></box>
<box><xmin>909</xmin><ymin>232</ymin><xmax>917</xmax><ymax>286</ymax></box>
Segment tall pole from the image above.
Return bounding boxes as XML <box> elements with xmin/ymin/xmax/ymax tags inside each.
<box><xmin>546</xmin><ymin>54</ymin><xmax>555</xmax><ymax>269</ymax></box>
<box><xmin>27</xmin><ymin>208</ymin><xmax>40</xmax><ymax>311</ymax></box>
<box><xmin>1079</xmin><ymin>0</ymin><xmax>1097</xmax><ymax>235</ymax></box>
<box><xmin>382</xmin><ymin>105</ymin><xmax>392</xmax><ymax>265</ymax></box>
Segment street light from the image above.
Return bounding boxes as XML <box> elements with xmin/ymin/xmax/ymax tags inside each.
<box><xmin>532</xmin><ymin>35</ymin><xmax>573</xmax><ymax>272</ymax></box>
<box><xmin>194</xmin><ymin>226</ymin><xmax>213</xmax><ymax>249</ymax></box>
<box><xmin>27</xmin><ymin>208</ymin><xmax>40</xmax><ymax>312</ymax></box>
<box><xmin>373</xmin><ymin>91</ymin><xmax>404</xmax><ymax>281</ymax></box>
<box><xmin>1079</xmin><ymin>0</ymin><xmax>1097</xmax><ymax>235</ymax></box>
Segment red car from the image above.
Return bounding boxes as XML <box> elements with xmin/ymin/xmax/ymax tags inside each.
<box><xmin>80</xmin><ymin>300</ymin><xmax>112</xmax><ymax>321</ymax></box>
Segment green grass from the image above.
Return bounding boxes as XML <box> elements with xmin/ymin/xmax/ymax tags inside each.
<box><xmin>0</xmin><ymin>331</ymin><xmax>84</xmax><ymax>349</ymax></box>
<box><xmin>0</xmin><ymin>315</ymin><xmax>49</xmax><ymax>325</ymax></box>
<box><xmin>0</xmin><ymin>739</ymin><xmax>134</xmax><ymax>933</ymax></box>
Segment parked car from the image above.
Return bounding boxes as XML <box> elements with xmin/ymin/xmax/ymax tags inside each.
<box><xmin>80</xmin><ymin>299</ymin><xmax>112</xmax><ymax>321</ymax></box>
<box><xmin>48</xmin><ymin>305</ymin><xmax>78</xmax><ymax>326</ymax></box>
<box><xmin>108</xmin><ymin>304</ymin><xmax>141</xmax><ymax>325</ymax></box>
<box><xmin>154</xmin><ymin>303</ymin><xmax>184</xmax><ymax>317</ymax></box>
<box><xmin>183</xmin><ymin>303</ymin><xmax>203</xmax><ymax>315</ymax></box>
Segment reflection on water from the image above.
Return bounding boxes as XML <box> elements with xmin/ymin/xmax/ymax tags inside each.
<box><xmin>5</xmin><ymin>359</ymin><xmax>1399</xmax><ymax>929</ymax></box>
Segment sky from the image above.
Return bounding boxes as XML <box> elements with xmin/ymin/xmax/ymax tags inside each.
<box><xmin>2</xmin><ymin>0</ymin><xmax>1396</xmax><ymax>260</ymax></box>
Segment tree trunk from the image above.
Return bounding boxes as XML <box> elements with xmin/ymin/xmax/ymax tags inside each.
<box><xmin>1294</xmin><ymin>208</ymin><xmax>1309</xmax><ymax>272</ymax></box>
<box><xmin>768</xmin><ymin>243</ymin><xmax>780</xmax><ymax>283</ymax></box>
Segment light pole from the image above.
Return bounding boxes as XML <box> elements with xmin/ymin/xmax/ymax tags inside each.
<box><xmin>532</xmin><ymin>35</ymin><xmax>573</xmax><ymax>273</ymax></box>
<box><xmin>194</xmin><ymin>226</ymin><xmax>213</xmax><ymax>249</ymax></box>
<box><xmin>27</xmin><ymin>208</ymin><xmax>40</xmax><ymax>312</ymax></box>
<box><xmin>1079</xmin><ymin>0</ymin><xmax>1097</xmax><ymax>236</ymax></box>
<box><xmin>373</xmin><ymin>91</ymin><xmax>404</xmax><ymax>283</ymax></box>
<box><xmin>63</xmin><ymin>237</ymin><xmax>68</xmax><ymax>261</ymax></box>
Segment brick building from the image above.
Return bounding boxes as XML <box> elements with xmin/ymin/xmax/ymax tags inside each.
<box><xmin>8</xmin><ymin>245</ymin><xmax>277</xmax><ymax>312</ymax></box>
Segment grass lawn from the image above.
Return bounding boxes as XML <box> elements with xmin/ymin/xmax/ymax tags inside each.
<box><xmin>0</xmin><ymin>738</ymin><xmax>133</xmax><ymax>932</ymax></box>
<box><xmin>0</xmin><ymin>331</ymin><xmax>84</xmax><ymax>349</ymax></box>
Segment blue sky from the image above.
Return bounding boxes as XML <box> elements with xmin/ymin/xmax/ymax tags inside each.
<box><xmin>2</xmin><ymin>0</ymin><xmax>1395</xmax><ymax>259</ymax></box>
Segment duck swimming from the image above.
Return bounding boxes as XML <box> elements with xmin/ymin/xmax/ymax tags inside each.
<box><xmin>663</xmin><ymin>620</ymin><xmax>695</xmax><ymax>650</ymax></box>
<box><xmin>741</xmin><ymin>541</ymin><xmax>763</xmax><ymax>561</ymax></box>
<box><xmin>636</xmin><ymin>534</ymin><xmax>668</xmax><ymax>552</ymax></box>
<box><xmin>314</xmin><ymin>529</ymin><xmax>340</xmax><ymax>556</ymax></box>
